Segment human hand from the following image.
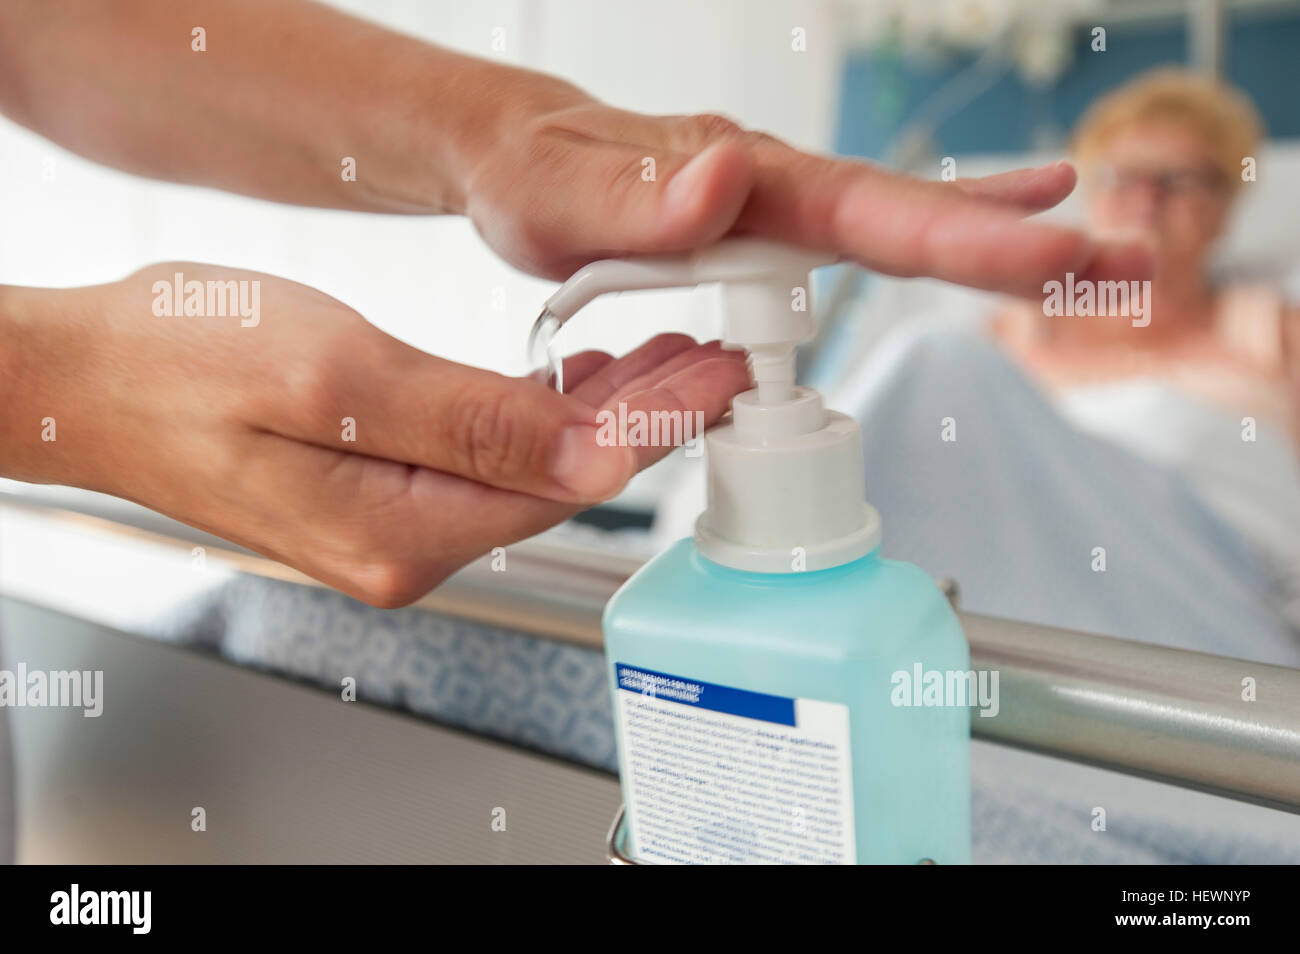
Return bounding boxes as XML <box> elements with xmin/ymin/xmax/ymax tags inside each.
<box><xmin>0</xmin><ymin>264</ymin><xmax>748</xmax><ymax>606</ymax></box>
<box><xmin>464</xmin><ymin>101</ymin><xmax>1149</xmax><ymax>294</ymax></box>
<box><xmin>1</xmin><ymin>4</ymin><xmax>1147</xmax><ymax>295</ymax></box>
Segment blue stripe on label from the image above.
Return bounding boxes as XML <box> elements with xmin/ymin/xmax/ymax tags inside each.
<box><xmin>616</xmin><ymin>663</ymin><xmax>796</xmax><ymax>726</ymax></box>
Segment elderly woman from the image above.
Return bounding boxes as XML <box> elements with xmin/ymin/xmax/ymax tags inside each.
<box><xmin>993</xmin><ymin>68</ymin><xmax>1300</xmax><ymax>627</ymax></box>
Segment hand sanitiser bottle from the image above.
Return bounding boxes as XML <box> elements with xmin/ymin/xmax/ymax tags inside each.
<box><xmin>537</xmin><ymin>238</ymin><xmax>971</xmax><ymax>865</ymax></box>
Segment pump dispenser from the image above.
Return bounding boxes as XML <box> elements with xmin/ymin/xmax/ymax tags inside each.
<box><xmin>537</xmin><ymin>237</ymin><xmax>881</xmax><ymax>573</ymax></box>
<box><xmin>539</xmin><ymin>238</ymin><xmax>971</xmax><ymax>865</ymax></box>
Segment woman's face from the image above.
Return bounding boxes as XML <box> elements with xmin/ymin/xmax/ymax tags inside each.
<box><xmin>1082</xmin><ymin>122</ymin><xmax>1233</xmax><ymax>275</ymax></box>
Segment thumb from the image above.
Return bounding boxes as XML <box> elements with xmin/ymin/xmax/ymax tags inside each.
<box><xmin>651</xmin><ymin>140</ymin><xmax>756</xmax><ymax>250</ymax></box>
<box><xmin>410</xmin><ymin>368</ymin><xmax>639</xmax><ymax>503</ymax></box>
<box><xmin>298</xmin><ymin>353</ymin><xmax>638</xmax><ymax>505</ymax></box>
<box><xmin>536</xmin><ymin>139</ymin><xmax>755</xmax><ymax>263</ymax></box>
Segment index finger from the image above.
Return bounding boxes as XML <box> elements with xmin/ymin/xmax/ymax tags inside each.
<box><xmin>734</xmin><ymin>143</ymin><xmax>1150</xmax><ymax>299</ymax></box>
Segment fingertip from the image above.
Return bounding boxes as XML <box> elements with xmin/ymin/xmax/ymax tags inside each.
<box><xmin>697</xmin><ymin>339</ymin><xmax>750</xmax><ymax>359</ymax></box>
<box><xmin>1042</xmin><ymin>158</ymin><xmax>1078</xmax><ymax>197</ymax></box>
<box><xmin>957</xmin><ymin>160</ymin><xmax>1078</xmax><ymax>211</ymax></box>
<box><xmin>657</xmin><ymin>354</ymin><xmax>754</xmax><ymax>409</ymax></box>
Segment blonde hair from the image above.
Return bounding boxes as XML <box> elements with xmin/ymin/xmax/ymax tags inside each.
<box><xmin>1072</xmin><ymin>68</ymin><xmax>1264</xmax><ymax>193</ymax></box>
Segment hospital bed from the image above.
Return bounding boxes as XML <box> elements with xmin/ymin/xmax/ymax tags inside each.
<box><xmin>3</xmin><ymin>481</ymin><xmax>1300</xmax><ymax>864</ymax></box>
<box><xmin>6</xmin><ymin>149</ymin><xmax>1300</xmax><ymax>863</ymax></box>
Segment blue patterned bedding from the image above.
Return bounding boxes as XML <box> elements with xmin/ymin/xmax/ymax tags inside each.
<box><xmin>151</xmin><ymin>572</ymin><xmax>620</xmax><ymax>770</ymax></box>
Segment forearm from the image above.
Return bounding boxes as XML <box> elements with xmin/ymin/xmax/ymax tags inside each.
<box><xmin>0</xmin><ymin>0</ymin><xmax>590</xmax><ymax>213</ymax></box>
<box><xmin>0</xmin><ymin>284</ymin><xmax>99</xmax><ymax>489</ymax></box>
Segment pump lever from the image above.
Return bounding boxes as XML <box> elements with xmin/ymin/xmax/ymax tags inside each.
<box><xmin>542</xmin><ymin>237</ymin><xmax>838</xmax><ymax>322</ymax></box>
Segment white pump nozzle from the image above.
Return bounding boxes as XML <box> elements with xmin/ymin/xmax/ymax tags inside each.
<box><xmin>539</xmin><ymin>237</ymin><xmax>834</xmax><ymax>405</ymax></box>
<box><xmin>542</xmin><ymin>237</ymin><xmax>837</xmax><ymax>323</ymax></box>
<box><xmin>537</xmin><ymin>237</ymin><xmax>880</xmax><ymax>573</ymax></box>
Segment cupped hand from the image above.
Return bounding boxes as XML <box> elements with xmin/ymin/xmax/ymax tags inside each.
<box><xmin>465</xmin><ymin>103</ymin><xmax>1149</xmax><ymax>293</ymax></box>
<box><xmin>7</xmin><ymin>264</ymin><xmax>748</xmax><ymax>606</ymax></box>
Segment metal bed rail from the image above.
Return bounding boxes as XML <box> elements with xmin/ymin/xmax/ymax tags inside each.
<box><xmin>4</xmin><ymin>488</ymin><xmax>1300</xmax><ymax>816</ymax></box>
<box><xmin>422</xmin><ymin>539</ymin><xmax>1300</xmax><ymax>817</ymax></box>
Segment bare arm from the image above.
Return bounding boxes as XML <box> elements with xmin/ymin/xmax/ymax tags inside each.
<box><xmin>0</xmin><ymin>0</ymin><xmax>1150</xmax><ymax>289</ymax></box>
<box><xmin>0</xmin><ymin>269</ymin><xmax>748</xmax><ymax>606</ymax></box>
<box><xmin>0</xmin><ymin>0</ymin><xmax>580</xmax><ymax>213</ymax></box>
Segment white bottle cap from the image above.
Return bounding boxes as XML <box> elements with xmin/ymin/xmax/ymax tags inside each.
<box><xmin>693</xmin><ymin>387</ymin><xmax>881</xmax><ymax>573</ymax></box>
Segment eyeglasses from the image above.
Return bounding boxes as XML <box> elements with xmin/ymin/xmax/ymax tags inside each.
<box><xmin>1088</xmin><ymin>163</ymin><xmax>1228</xmax><ymax>199</ymax></box>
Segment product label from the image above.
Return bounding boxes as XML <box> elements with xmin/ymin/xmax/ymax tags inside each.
<box><xmin>615</xmin><ymin>663</ymin><xmax>856</xmax><ymax>865</ymax></box>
